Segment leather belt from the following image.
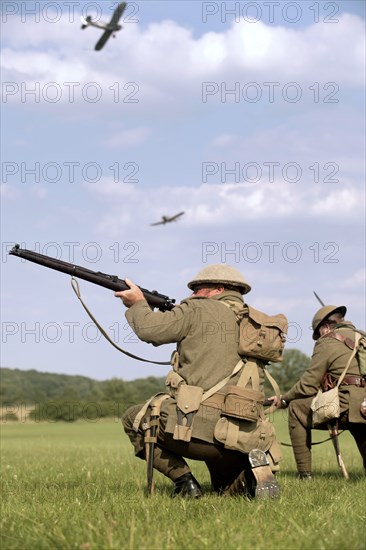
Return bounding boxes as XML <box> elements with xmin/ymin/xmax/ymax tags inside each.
<box><xmin>341</xmin><ymin>375</ymin><xmax>366</xmax><ymax>388</ymax></box>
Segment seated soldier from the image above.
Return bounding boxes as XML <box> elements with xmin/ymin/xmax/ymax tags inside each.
<box><xmin>271</xmin><ymin>305</ymin><xmax>366</xmax><ymax>478</ymax></box>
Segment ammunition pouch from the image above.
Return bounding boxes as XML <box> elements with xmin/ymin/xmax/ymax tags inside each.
<box><xmin>167</xmin><ymin>350</ymin><xmax>204</xmax><ymax>442</ymax></box>
<box><xmin>165</xmin><ymin>369</ymin><xmax>185</xmax><ymax>398</ymax></box>
<box><xmin>214</xmin><ymin>413</ymin><xmax>277</xmax><ymax>454</ymax></box>
<box><xmin>173</xmin><ymin>384</ymin><xmax>204</xmax><ymax>442</ymax></box>
<box><xmin>210</xmin><ymin>358</ymin><xmax>280</xmax><ymax>455</ymax></box>
<box><xmin>221</xmin><ymin>385</ymin><xmax>264</xmax><ymax>422</ymax></box>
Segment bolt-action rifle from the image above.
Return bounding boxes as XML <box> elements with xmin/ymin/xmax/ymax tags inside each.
<box><xmin>9</xmin><ymin>244</ymin><xmax>176</xmax><ymax>312</ymax></box>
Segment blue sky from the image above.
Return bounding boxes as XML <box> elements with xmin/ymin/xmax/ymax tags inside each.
<box><xmin>1</xmin><ymin>1</ymin><xmax>365</xmax><ymax>381</ymax></box>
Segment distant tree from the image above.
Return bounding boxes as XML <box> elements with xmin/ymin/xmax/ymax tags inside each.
<box><xmin>266</xmin><ymin>349</ymin><xmax>311</xmax><ymax>394</ymax></box>
<box><xmin>0</xmin><ymin>368</ymin><xmax>166</xmax><ymax>420</ymax></box>
<box><xmin>126</xmin><ymin>376</ymin><xmax>165</xmax><ymax>404</ymax></box>
<box><xmin>101</xmin><ymin>378</ymin><xmax>129</xmax><ymax>402</ymax></box>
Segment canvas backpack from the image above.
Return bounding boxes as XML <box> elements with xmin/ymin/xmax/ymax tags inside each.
<box><xmin>223</xmin><ymin>302</ymin><xmax>288</xmax><ymax>364</ymax></box>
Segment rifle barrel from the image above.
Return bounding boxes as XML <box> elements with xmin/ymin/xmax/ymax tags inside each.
<box><xmin>9</xmin><ymin>244</ymin><xmax>175</xmax><ymax>311</ymax></box>
<box><xmin>313</xmin><ymin>291</ymin><xmax>325</xmax><ymax>307</ymax></box>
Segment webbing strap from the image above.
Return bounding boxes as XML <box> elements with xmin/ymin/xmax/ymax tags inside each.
<box><xmin>71</xmin><ymin>278</ymin><xmax>170</xmax><ymax>365</ymax></box>
<box><xmin>132</xmin><ymin>393</ymin><xmax>170</xmax><ymax>432</ymax></box>
<box><xmin>225</xmin><ymin>419</ymin><xmax>239</xmax><ymax>449</ymax></box>
<box><xmin>201</xmin><ymin>359</ymin><xmax>245</xmax><ymax>402</ymax></box>
<box><xmin>236</xmin><ymin>360</ymin><xmax>260</xmax><ymax>390</ymax></box>
<box><xmin>324</xmin><ymin>332</ymin><xmax>355</xmax><ymax>350</ymax></box>
<box><xmin>144</xmin><ymin>435</ymin><xmax>158</xmax><ymax>443</ymax></box>
<box><xmin>336</xmin><ymin>332</ymin><xmax>361</xmax><ymax>387</ymax></box>
<box><xmin>263</xmin><ymin>369</ymin><xmax>281</xmax><ymax>415</ymax></box>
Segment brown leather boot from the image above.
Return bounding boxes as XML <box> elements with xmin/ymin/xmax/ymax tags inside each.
<box><xmin>222</xmin><ymin>470</ymin><xmax>249</xmax><ymax>497</ymax></box>
<box><xmin>173</xmin><ymin>473</ymin><xmax>202</xmax><ymax>498</ymax></box>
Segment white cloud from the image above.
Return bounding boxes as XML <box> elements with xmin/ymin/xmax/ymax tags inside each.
<box><xmin>212</xmin><ymin>134</ymin><xmax>239</xmax><ymax>147</ymax></box>
<box><xmin>105</xmin><ymin>127</ymin><xmax>151</xmax><ymax>148</ymax></box>
<box><xmin>30</xmin><ymin>186</ymin><xmax>48</xmax><ymax>199</ymax></box>
<box><xmin>84</xmin><ymin>176</ymin><xmax>365</xmax><ymax>237</ymax></box>
<box><xmin>311</xmin><ymin>188</ymin><xmax>358</xmax><ymax>214</ymax></box>
<box><xmin>0</xmin><ymin>184</ymin><xmax>21</xmax><ymax>199</ymax></box>
<box><xmin>342</xmin><ymin>269</ymin><xmax>366</xmax><ymax>289</ymax></box>
<box><xmin>1</xmin><ymin>13</ymin><xmax>364</xmax><ymax>107</ymax></box>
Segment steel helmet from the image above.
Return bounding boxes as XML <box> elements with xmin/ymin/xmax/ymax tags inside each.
<box><xmin>312</xmin><ymin>305</ymin><xmax>347</xmax><ymax>340</ymax></box>
<box><xmin>187</xmin><ymin>264</ymin><xmax>251</xmax><ymax>295</ymax></box>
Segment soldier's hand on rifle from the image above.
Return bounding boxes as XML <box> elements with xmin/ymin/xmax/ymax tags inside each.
<box><xmin>267</xmin><ymin>395</ymin><xmax>289</xmax><ymax>409</ymax></box>
<box><xmin>115</xmin><ymin>278</ymin><xmax>145</xmax><ymax>308</ymax></box>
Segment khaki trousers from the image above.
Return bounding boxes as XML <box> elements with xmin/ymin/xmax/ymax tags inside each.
<box><xmin>288</xmin><ymin>397</ymin><xmax>366</xmax><ymax>473</ymax></box>
<box><xmin>122</xmin><ymin>403</ymin><xmax>249</xmax><ymax>492</ymax></box>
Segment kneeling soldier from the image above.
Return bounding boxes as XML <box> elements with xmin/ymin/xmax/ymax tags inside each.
<box><xmin>116</xmin><ymin>265</ymin><xmax>281</xmax><ymax>498</ymax></box>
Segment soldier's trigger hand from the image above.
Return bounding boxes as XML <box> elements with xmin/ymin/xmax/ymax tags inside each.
<box><xmin>115</xmin><ymin>278</ymin><xmax>145</xmax><ymax>308</ymax></box>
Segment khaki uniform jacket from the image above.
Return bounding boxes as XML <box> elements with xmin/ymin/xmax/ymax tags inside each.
<box><xmin>283</xmin><ymin>322</ymin><xmax>366</xmax><ymax>423</ymax></box>
<box><xmin>125</xmin><ymin>290</ymin><xmax>265</xmax><ymax>443</ymax></box>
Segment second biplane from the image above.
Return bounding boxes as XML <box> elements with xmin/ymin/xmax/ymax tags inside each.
<box><xmin>150</xmin><ymin>212</ymin><xmax>185</xmax><ymax>226</ymax></box>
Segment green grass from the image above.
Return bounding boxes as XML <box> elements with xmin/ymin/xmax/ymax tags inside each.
<box><xmin>1</xmin><ymin>413</ymin><xmax>365</xmax><ymax>550</ymax></box>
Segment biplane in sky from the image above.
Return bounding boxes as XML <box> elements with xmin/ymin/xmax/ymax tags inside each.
<box><xmin>150</xmin><ymin>212</ymin><xmax>185</xmax><ymax>226</ymax></box>
<box><xmin>80</xmin><ymin>2</ymin><xmax>126</xmax><ymax>51</ymax></box>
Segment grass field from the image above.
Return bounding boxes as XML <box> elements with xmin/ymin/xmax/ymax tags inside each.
<box><xmin>1</xmin><ymin>412</ymin><xmax>365</xmax><ymax>550</ymax></box>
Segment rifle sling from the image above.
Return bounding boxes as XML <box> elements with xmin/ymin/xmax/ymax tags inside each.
<box><xmin>71</xmin><ymin>277</ymin><xmax>171</xmax><ymax>365</ymax></box>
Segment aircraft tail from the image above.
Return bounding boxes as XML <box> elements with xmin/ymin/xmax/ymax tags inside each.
<box><xmin>80</xmin><ymin>15</ymin><xmax>91</xmax><ymax>29</ymax></box>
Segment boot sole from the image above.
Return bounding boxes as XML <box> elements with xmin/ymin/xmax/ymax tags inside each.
<box><xmin>247</xmin><ymin>449</ymin><xmax>280</xmax><ymax>499</ymax></box>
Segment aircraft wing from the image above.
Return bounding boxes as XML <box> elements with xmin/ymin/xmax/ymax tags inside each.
<box><xmin>169</xmin><ymin>211</ymin><xmax>185</xmax><ymax>221</ymax></box>
<box><xmin>150</xmin><ymin>220</ymin><xmax>166</xmax><ymax>226</ymax></box>
<box><xmin>110</xmin><ymin>2</ymin><xmax>127</xmax><ymax>26</ymax></box>
<box><xmin>94</xmin><ymin>29</ymin><xmax>114</xmax><ymax>50</ymax></box>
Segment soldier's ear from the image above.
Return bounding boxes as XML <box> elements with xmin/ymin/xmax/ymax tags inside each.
<box><xmin>210</xmin><ymin>286</ymin><xmax>225</xmax><ymax>296</ymax></box>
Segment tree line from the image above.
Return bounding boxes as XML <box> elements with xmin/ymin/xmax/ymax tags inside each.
<box><xmin>0</xmin><ymin>349</ymin><xmax>310</xmax><ymax>421</ymax></box>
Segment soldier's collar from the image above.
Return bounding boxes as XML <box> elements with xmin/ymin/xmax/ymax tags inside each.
<box><xmin>213</xmin><ymin>290</ymin><xmax>243</xmax><ymax>303</ymax></box>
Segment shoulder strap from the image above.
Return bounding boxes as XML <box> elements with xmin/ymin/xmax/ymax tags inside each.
<box><xmin>201</xmin><ymin>359</ymin><xmax>245</xmax><ymax>402</ymax></box>
<box><xmin>220</xmin><ymin>299</ymin><xmax>247</xmax><ymax>318</ymax></box>
<box><xmin>323</xmin><ymin>331</ymin><xmax>355</xmax><ymax>350</ymax></box>
<box><xmin>236</xmin><ymin>359</ymin><xmax>260</xmax><ymax>390</ymax></box>
<box><xmin>204</xmin><ymin>303</ymin><xmax>282</xmax><ymax>412</ymax></box>
<box><xmin>336</xmin><ymin>332</ymin><xmax>361</xmax><ymax>387</ymax></box>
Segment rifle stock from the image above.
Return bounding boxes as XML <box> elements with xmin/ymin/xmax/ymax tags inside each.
<box><xmin>9</xmin><ymin>244</ymin><xmax>176</xmax><ymax>312</ymax></box>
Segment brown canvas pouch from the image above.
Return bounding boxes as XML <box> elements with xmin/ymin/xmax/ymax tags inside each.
<box><xmin>214</xmin><ymin>414</ymin><xmax>274</xmax><ymax>453</ymax></box>
<box><xmin>173</xmin><ymin>384</ymin><xmax>204</xmax><ymax>442</ymax></box>
<box><xmin>311</xmin><ymin>332</ymin><xmax>361</xmax><ymax>427</ymax></box>
<box><xmin>165</xmin><ymin>370</ymin><xmax>185</xmax><ymax>398</ymax></box>
<box><xmin>310</xmin><ymin>386</ymin><xmax>340</xmax><ymax>427</ymax></box>
<box><xmin>222</xmin><ymin>385</ymin><xmax>264</xmax><ymax>422</ymax></box>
